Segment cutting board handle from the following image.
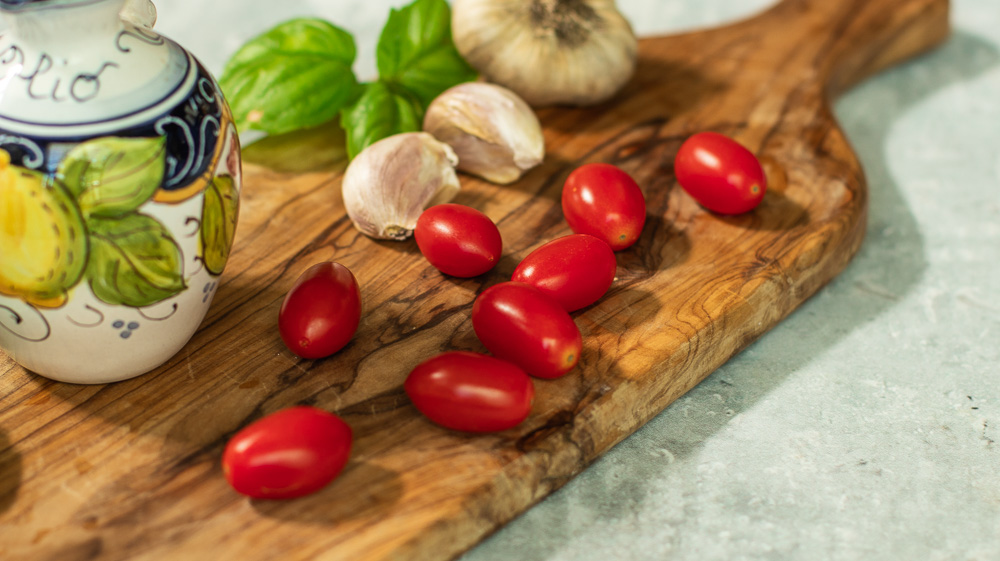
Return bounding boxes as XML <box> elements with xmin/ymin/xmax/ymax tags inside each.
<box><xmin>757</xmin><ymin>0</ymin><xmax>950</xmax><ymax>94</ymax></box>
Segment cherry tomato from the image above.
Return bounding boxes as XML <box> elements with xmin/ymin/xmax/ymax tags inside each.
<box><xmin>471</xmin><ymin>282</ymin><xmax>582</xmax><ymax>379</ymax></box>
<box><xmin>512</xmin><ymin>234</ymin><xmax>616</xmax><ymax>312</ymax></box>
<box><xmin>278</xmin><ymin>262</ymin><xmax>362</xmax><ymax>359</ymax></box>
<box><xmin>414</xmin><ymin>204</ymin><xmax>503</xmax><ymax>278</ymax></box>
<box><xmin>561</xmin><ymin>163</ymin><xmax>646</xmax><ymax>251</ymax></box>
<box><xmin>673</xmin><ymin>131</ymin><xmax>767</xmax><ymax>214</ymax></box>
<box><xmin>222</xmin><ymin>406</ymin><xmax>352</xmax><ymax>500</ymax></box>
<box><xmin>404</xmin><ymin>351</ymin><xmax>535</xmax><ymax>432</ymax></box>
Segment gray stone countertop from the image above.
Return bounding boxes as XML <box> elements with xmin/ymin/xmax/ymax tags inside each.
<box><xmin>157</xmin><ymin>0</ymin><xmax>999</xmax><ymax>559</ymax></box>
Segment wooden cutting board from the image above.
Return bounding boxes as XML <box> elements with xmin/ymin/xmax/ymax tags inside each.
<box><xmin>0</xmin><ymin>0</ymin><xmax>949</xmax><ymax>559</ymax></box>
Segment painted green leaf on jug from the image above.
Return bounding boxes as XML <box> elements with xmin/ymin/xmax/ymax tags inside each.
<box><xmin>57</xmin><ymin>136</ymin><xmax>167</xmax><ymax>218</ymax></box>
<box><xmin>200</xmin><ymin>174</ymin><xmax>240</xmax><ymax>276</ymax></box>
<box><xmin>86</xmin><ymin>213</ymin><xmax>185</xmax><ymax>307</ymax></box>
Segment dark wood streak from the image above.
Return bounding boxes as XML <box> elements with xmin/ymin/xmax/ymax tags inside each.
<box><xmin>0</xmin><ymin>0</ymin><xmax>950</xmax><ymax>560</ymax></box>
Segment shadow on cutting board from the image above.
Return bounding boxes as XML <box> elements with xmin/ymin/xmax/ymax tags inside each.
<box><xmin>0</xmin><ymin>429</ymin><xmax>21</xmax><ymax>515</ymax></box>
<box><xmin>456</xmin><ymin>28</ymin><xmax>1000</xmax><ymax>561</ymax></box>
<box><xmin>252</xmin><ymin>461</ymin><xmax>404</xmax><ymax>525</ymax></box>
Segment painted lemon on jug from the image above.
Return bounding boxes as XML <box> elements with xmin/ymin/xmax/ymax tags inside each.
<box><xmin>0</xmin><ymin>149</ymin><xmax>88</xmax><ymax>308</ymax></box>
<box><xmin>0</xmin><ymin>0</ymin><xmax>242</xmax><ymax>384</ymax></box>
<box><xmin>0</xmin><ymin>136</ymin><xmax>239</xmax><ymax>311</ymax></box>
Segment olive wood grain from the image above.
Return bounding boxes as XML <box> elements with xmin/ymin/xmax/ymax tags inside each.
<box><xmin>0</xmin><ymin>0</ymin><xmax>950</xmax><ymax>559</ymax></box>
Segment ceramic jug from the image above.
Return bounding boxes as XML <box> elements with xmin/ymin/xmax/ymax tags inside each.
<box><xmin>0</xmin><ymin>0</ymin><xmax>241</xmax><ymax>383</ymax></box>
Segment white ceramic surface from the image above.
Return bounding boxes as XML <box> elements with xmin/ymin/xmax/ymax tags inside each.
<box><xmin>0</xmin><ymin>0</ymin><xmax>241</xmax><ymax>384</ymax></box>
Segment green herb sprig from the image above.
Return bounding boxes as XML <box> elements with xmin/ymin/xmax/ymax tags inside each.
<box><xmin>219</xmin><ymin>0</ymin><xmax>476</xmax><ymax>160</ymax></box>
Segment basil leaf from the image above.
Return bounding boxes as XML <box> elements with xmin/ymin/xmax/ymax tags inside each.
<box><xmin>340</xmin><ymin>81</ymin><xmax>423</xmax><ymax>160</ymax></box>
<box><xmin>86</xmin><ymin>213</ymin><xmax>186</xmax><ymax>307</ymax></box>
<box><xmin>200</xmin><ymin>174</ymin><xmax>240</xmax><ymax>276</ymax></box>
<box><xmin>376</xmin><ymin>0</ymin><xmax>477</xmax><ymax>107</ymax></box>
<box><xmin>220</xmin><ymin>18</ymin><xmax>360</xmax><ymax>135</ymax></box>
<box><xmin>58</xmin><ymin>136</ymin><xmax>166</xmax><ymax>218</ymax></box>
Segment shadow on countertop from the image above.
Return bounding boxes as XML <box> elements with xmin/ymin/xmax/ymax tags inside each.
<box><xmin>457</xmin><ymin>28</ymin><xmax>1000</xmax><ymax>561</ymax></box>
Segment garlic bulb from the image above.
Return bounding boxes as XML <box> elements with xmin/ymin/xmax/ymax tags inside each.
<box><xmin>423</xmin><ymin>82</ymin><xmax>544</xmax><ymax>185</ymax></box>
<box><xmin>451</xmin><ymin>0</ymin><xmax>638</xmax><ymax>107</ymax></box>
<box><xmin>120</xmin><ymin>0</ymin><xmax>157</xmax><ymax>28</ymax></box>
<box><xmin>342</xmin><ymin>133</ymin><xmax>460</xmax><ymax>241</ymax></box>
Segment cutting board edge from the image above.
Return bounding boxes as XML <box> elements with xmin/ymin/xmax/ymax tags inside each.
<box><xmin>391</xmin><ymin>181</ymin><xmax>871</xmax><ymax>561</ymax></box>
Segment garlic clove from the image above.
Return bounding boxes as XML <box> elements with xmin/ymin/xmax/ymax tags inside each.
<box><xmin>341</xmin><ymin>132</ymin><xmax>460</xmax><ymax>241</ymax></box>
<box><xmin>451</xmin><ymin>0</ymin><xmax>638</xmax><ymax>107</ymax></box>
<box><xmin>423</xmin><ymin>82</ymin><xmax>545</xmax><ymax>185</ymax></box>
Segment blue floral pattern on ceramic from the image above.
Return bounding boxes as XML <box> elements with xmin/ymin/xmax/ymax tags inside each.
<box><xmin>0</xmin><ymin>0</ymin><xmax>242</xmax><ymax>383</ymax></box>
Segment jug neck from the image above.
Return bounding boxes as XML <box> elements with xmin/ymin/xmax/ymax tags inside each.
<box><xmin>1</xmin><ymin>0</ymin><xmax>127</xmax><ymax>55</ymax></box>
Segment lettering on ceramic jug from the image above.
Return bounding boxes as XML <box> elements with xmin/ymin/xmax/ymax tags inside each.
<box><xmin>0</xmin><ymin>39</ymin><xmax>23</xmax><ymax>68</ymax></box>
<box><xmin>115</xmin><ymin>26</ymin><xmax>165</xmax><ymax>53</ymax></box>
<box><xmin>66</xmin><ymin>62</ymin><xmax>119</xmax><ymax>102</ymax></box>
<box><xmin>0</xmin><ymin>40</ymin><xmax>119</xmax><ymax>103</ymax></box>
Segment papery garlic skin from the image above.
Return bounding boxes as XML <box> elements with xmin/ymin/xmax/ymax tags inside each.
<box><xmin>342</xmin><ymin>133</ymin><xmax>460</xmax><ymax>241</ymax></box>
<box><xmin>423</xmin><ymin>82</ymin><xmax>544</xmax><ymax>185</ymax></box>
<box><xmin>452</xmin><ymin>0</ymin><xmax>638</xmax><ymax>107</ymax></box>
